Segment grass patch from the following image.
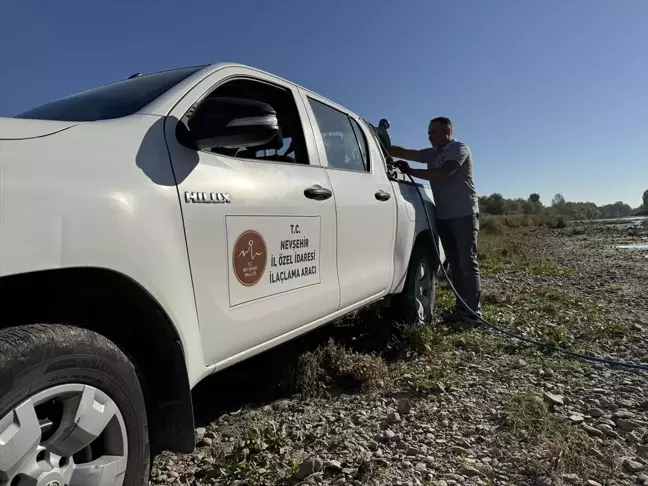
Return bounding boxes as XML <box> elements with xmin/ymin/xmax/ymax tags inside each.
<box><xmin>497</xmin><ymin>392</ymin><xmax>611</xmax><ymax>480</ymax></box>
<box><xmin>478</xmin><ymin>231</ymin><xmax>574</xmax><ymax>277</ymax></box>
<box><xmin>196</xmin><ymin>420</ymin><xmax>300</xmax><ymax>485</ymax></box>
<box><xmin>293</xmin><ymin>340</ymin><xmax>388</xmax><ymax>398</ymax></box>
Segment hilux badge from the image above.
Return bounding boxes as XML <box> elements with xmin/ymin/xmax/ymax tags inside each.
<box><xmin>185</xmin><ymin>192</ymin><xmax>231</xmax><ymax>204</ymax></box>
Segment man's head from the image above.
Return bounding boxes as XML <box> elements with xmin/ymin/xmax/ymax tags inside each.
<box><xmin>428</xmin><ymin>116</ymin><xmax>452</xmax><ymax>148</ymax></box>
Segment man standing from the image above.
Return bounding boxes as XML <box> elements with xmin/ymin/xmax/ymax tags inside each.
<box><xmin>390</xmin><ymin>117</ymin><xmax>482</xmax><ymax>329</ymax></box>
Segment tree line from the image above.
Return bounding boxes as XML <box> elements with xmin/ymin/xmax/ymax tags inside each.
<box><xmin>479</xmin><ymin>189</ymin><xmax>648</xmax><ymax>220</ymax></box>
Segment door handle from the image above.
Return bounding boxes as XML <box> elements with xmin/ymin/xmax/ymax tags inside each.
<box><xmin>375</xmin><ymin>190</ymin><xmax>391</xmax><ymax>201</ymax></box>
<box><xmin>304</xmin><ymin>184</ymin><xmax>332</xmax><ymax>201</ymax></box>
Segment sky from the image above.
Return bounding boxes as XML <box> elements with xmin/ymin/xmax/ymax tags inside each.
<box><xmin>1</xmin><ymin>0</ymin><xmax>647</xmax><ymax>207</ymax></box>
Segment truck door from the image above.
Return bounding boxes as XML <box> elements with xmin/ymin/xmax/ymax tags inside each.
<box><xmin>300</xmin><ymin>91</ymin><xmax>396</xmax><ymax>309</ymax></box>
<box><xmin>164</xmin><ymin>66</ymin><xmax>339</xmax><ymax>366</ymax></box>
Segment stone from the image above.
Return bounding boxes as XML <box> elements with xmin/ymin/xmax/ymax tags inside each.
<box><xmin>369</xmin><ymin>441</ymin><xmax>379</xmax><ymax>451</ymax></box>
<box><xmin>640</xmin><ymin>401</ymin><xmax>648</xmax><ymax>411</ymax></box>
<box><xmin>397</xmin><ymin>399</ymin><xmax>413</xmax><ymax>415</ymax></box>
<box><xmin>569</xmin><ymin>414</ymin><xmax>585</xmax><ymax>423</ymax></box>
<box><xmin>415</xmin><ymin>462</ymin><xmax>427</xmax><ymax>472</ymax></box>
<box><xmin>618</xmin><ymin>399</ymin><xmax>635</xmax><ymax>408</ymax></box>
<box><xmin>296</xmin><ymin>457</ymin><xmax>324</xmax><ymax>479</ymax></box>
<box><xmin>544</xmin><ymin>392</ymin><xmax>564</xmax><ymax>406</ymax></box>
<box><xmin>325</xmin><ymin>460</ymin><xmax>343</xmax><ymax>472</ymax></box>
<box><xmin>431</xmin><ymin>482</ymin><xmax>448</xmax><ymax>486</ymax></box>
<box><xmin>460</xmin><ymin>466</ymin><xmax>483</xmax><ymax>477</ymax></box>
<box><xmin>387</xmin><ymin>412</ymin><xmax>401</xmax><ymax>424</ymax></box>
<box><xmin>582</xmin><ymin>424</ymin><xmax>605</xmax><ymax>438</ymax></box>
<box><xmin>638</xmin><ymin>474</ymin><xmax>648</xmax><ymax>483</ymax></box>
<box><xmin>637</xmin><ymin>445</ymin><xmax>648</xmax><ymax>459</ymax></box>
<box><xmin>623</xmin><ymin>458</ymin><xmax>645</xmax><ymax>473</ymax></box>
<box><xmin>617</xmin><ymin>419</ymin><xmax>639</xmax><ymax>432</ymax></box>
<box><xmin>585</xmin><ymin>481</ymin><xmax>602</xmax><ymax>486</ymax></box>
<box><xmin>431</xmin><ymin>382</ymin><xmax>446</xmax><ymax>393</ymax></box>
<box><xmin>476</xmin><ymin>463</ymin><xmax>493</xmax><ymax>476</ymax></box>
<box><xmin>543</xmin><ymin>368</ymin><xmax>554</xmax><ymax>377</ymax></box>
<box><xmin>613</xmin><ymin>409</ymin><xmax>634</xmax><ymax>420</ymax></box>
<box><xmin>562</xmin><ymin>474</ymin><xmax>580</xmax><ymax>484</ymax></box>
<box><xmin>383</xmin><ymin>430</ymin><xmax>395</xmax><ymax>442</ymax></box>
<box><xmin>194</xmin><ymin>427</ymin><xmax>206</xmax><ymax>441</ymax></box>
<box><xmin>588</xmin><ymin>408</ymin><xmax>605</xmax><ymax>418</ymax></box>
<box><xmin>197</xmin><ymin>437</ymin><xmax>213</xmax><ymax>447</ymax></box>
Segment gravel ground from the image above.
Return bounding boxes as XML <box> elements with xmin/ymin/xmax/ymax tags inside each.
<box><xmin>151</xmin><ymin>220</ymin><xmax>648</xmax><ymax>486</ymax></box>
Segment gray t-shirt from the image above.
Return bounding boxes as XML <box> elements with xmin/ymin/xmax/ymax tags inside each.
<box><xmin>421</xmin><ymin>139</ymin><xmax>478</xmax><ymax>220</ymax></box>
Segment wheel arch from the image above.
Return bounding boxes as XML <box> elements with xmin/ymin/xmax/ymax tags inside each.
<box><xmin>0</xmin><ymin>267</ymin><xmax>196</xmax><ymax>454</ymax></box>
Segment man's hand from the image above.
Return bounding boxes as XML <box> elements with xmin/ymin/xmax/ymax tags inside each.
<box><xmin>393</xmin><ymin>160</ymin><xmax>412</xmax><ymax>174</ymax></box>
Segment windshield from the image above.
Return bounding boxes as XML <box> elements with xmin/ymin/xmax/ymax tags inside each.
<box><xmin>15</xmin><ymin>65</ymin><xmax>207</xmax><ymax>122</ymax></box>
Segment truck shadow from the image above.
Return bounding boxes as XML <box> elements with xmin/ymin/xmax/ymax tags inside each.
<box><xmin>190</xmin><ymin>304</ymin><xmax>403</xmax><ymax>427</ymax></box>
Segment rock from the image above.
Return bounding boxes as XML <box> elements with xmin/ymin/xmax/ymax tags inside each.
<box><xmin>637</xmin><ymin>446</ymin><xmax>648</xmax><ymax>459</ymax></box>
<box><xmin>197</xmin><ymin>437</ymin><xmax>212</xmax><ymax>447</ymax></box>
<box><xmin>194</xmin><ymin>427</ymin><xmax>206</xmax><ymax>441</ymax></box>
<box><xmin>297</xmin><ymin>457</ymin><xmax>324</xmax><ymax>479</ymax></box>
<box><xmin>460</xmin><ymin>466</ymin><xmax>483</xmax><ymax>477</ymax></box>
<box><xmin>415</xmin><ymin>462</ymin><xmax>427</xmax><ymax>472</ymax></box>
<box><xmin>638</xmin><ymin>474</ymin><xmax>648</xmax><ymax>483</ymax></box>
<box><xmin>585</xmin><ymin>481</ymin><xmax>602</xmax><ymax>486</ymax></box>
<box><xmin>544</xmin><ymin>392</ymin><xmax>564</xmax><ymax>406</ymax></box>
<box><xmin>397</xmin><ymin>399</ymin><xmax>413</xmax><ymax>415</ymax></box>
<box><xmin>582</xmin><ymin>424</ymin><xmax>605</xmax><ymax>438</ymax></box>
<box><xmin>613</xmin><ymin>409</ymin><xmax>634</xmax><ymax>420</ymax></box>
<box><xmin>588</xmin><ymin>408</ymin><xmax>605</xmax><ymax>418</ymax></box>
<box><xmin>562</xmin><ymin>474</ymin><xmax>579</xmax><ymax>484</ymax></box>
<box><xmin>569</xmin><ymin>414</ymin><xmax>585</xmax><ymax>423</ymax></box>
<box><xmin>476</xmin><ymin>463</ymin><xmax>493</xmax><ymax>476</ymax></box>
<box><xmin>543</xmin><ymin>368</ymin><xmax>554</xmax><ymax>378</ymax></box>
<box><xmin>387</xmin><ymin>412</ymin><xmax>401</xmax><ymax>424</ymax></box>
<box><xmin>431</xmin><ymin>482</ymin><xmax>448</xmax><ymax>486</ymax></box>
<box><xmin>623</xmin><ymin>458</ymin><xmax>645</xmax><ymax>473</ymax></box>
<box><xmin>617</xmin><ymin>419</ymin><xmax>639</xmax><ymax>432</ymax></box>
<box><xmin>383</xmin><ymin>430</ymin><xmax>395</xmax><ymax>442</ymax></box>
<box><xmin>640</xmin><ymin>401</ymin><xmax>648</xmax><ymax>411</ymax></box>
<box><xmin>325</xmin><ymin>460</ymin><xmax>343</xmax><ymax>472</ymax></box>
<box><xmin>618</xmin><ymin>399</ymin><xmax>635</xmax><ymax>408</ymax></box>
<box><xmin>369</xmin><ymin>440</ymin><xmax>379</xmax><ymax>451</ymax></box>
<box><xmin>431</xmin><ymin>382</ymin><xmax>446</xmax><ymax>393</ymax></box>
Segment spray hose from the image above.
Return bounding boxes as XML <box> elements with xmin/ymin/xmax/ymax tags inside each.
<box><xmin>363</xmin><ymin>118</ymin><xmax>647</xmax><ymax>372</ymax></box>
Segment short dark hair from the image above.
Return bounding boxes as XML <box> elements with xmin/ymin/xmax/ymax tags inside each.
<box><xmin>430</xmin><ymin>116</ymin><xmax>452</xmax><ymax>129</ymax></box>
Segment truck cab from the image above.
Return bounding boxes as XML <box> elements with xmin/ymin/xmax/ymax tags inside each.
<box><xmin>0</xmin><ymin>63</ymin><xmax>442</xmax><ymax>486</ymax></box>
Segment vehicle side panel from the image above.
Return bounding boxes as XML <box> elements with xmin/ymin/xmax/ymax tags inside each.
<box><xmin>0</xmin><ymin>115</ymin><xmax>208</xmax><ymax>387</ymax></box>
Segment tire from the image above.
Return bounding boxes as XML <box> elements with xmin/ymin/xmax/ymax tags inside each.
<box><xmin>0</xmin><ymin>324</ymin><xmax>150</xmax><ymax>486</ymax></box>
<box><xmin>389</xmin><ymin>242</ymin><xmax>437</xmax><ymax>325</ymax></box>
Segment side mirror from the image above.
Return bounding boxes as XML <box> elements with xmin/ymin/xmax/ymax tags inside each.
<box><xmin>184</xmin><ymin>97</ymin><xmax>280</xmax><ymax>151</ymax></box>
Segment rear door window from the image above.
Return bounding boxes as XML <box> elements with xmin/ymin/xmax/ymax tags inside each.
<box><xmin>308</xmin><ymin>98</ymin><xmax>369</xmax><ymax>172</ymax></box>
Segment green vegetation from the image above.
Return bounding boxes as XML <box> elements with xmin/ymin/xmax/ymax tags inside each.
<box><xmin>478</xmin><ymin>228</ymin><xmax>574</xmax><ymax>276</ymax></box>
<box><xmin>479</xmin><ymin>189</ymin><xmax>647</xmax><ymax>222</ymax></box>
<box><xmin>293</xmin><ymin>339</ymin><xmax>389</xmax><ymax>398</ymax></box>
<box><xmin>496</xmin><ymin>392</ymin><xmax>608</xmax><ymax>480</ymax></box>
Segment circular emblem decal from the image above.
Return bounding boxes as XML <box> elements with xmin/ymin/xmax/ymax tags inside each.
<box><xmin>233</xmin><ymin>230</ymin><xmax>267</xmax><ymax>286</ymax></box>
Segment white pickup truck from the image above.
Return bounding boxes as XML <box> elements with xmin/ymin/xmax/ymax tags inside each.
<box><xmin>0</xmin><ymin>63</ymin><xmax>443</xmax><ymax>486</ymax></box>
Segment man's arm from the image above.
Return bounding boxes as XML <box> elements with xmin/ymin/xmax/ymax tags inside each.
<box><xmin>409</xmin><ymin>161</ymin><xmax>460</xmax><ymax>183</ymax></box>
<box><xmin>390</xmin><ymin>145</ymin><xmax>426</xmax><ymax>163</ymax></box>
<box><xmin>406</xmin><ymin>142</ymin><xmax>469</xmax><ymax>183</ymax></box>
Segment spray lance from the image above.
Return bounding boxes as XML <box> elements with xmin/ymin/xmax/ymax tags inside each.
<box><xmin>364</xmin><ymin>117</ymin><xmax>647</xmax><ymax>372</ymax></box>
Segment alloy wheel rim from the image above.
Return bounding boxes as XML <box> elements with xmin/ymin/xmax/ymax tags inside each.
<box><xmin>0</xmin><ymin>383</ymin><xmax>128</xmax><ymax>486</ymax></box>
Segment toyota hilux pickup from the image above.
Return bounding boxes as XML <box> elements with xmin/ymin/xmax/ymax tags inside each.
<box><xmin>0</xmin><ymin>62</ymin><xmax>443</xmax><ymax>486</ymax></box>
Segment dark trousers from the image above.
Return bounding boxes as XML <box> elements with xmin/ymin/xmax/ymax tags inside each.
<box><xmin>437</xmin><ymin>213</ymin><xmax>482</xmax><ymax>315</ymax></box>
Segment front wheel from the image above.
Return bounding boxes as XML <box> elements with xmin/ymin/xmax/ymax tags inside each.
<box><xmin>0</xmin><ymin>324</ymin><xmax>150</xmax><ymax>486</ymax></box>
<box><xmin>388</xmin><ymin>243</ymin><xmax>437</xmax><ymax>325</ymax></box>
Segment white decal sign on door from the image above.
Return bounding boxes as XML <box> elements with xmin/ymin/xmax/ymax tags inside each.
<box><xmin>226</xmin><ymin>215</ymin><xmax>321</xmax><ymax>307</ymax></box>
